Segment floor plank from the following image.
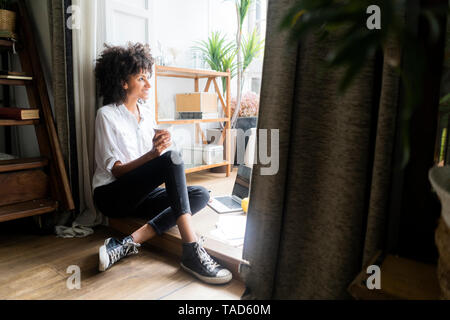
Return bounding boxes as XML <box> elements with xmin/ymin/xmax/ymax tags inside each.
<box><xmin>161</xmin><ymin>280</ymin><xmax>244</xmax><ymax>300</ymax></box>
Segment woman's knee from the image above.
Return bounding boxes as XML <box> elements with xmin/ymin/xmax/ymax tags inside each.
<box><xmin>189</xmin><ymin>186</ymin><xmax>210</xmax><ymax>214</ymax></box>
<box><xmin>161</xmin><ymin>150</ymin><xmax>184</xmax><ymax>167</ymax></box>
<box><xmin>193</xmin><ymin>185</ymin><xmax>210</xmax><ymax>201</ymax></box>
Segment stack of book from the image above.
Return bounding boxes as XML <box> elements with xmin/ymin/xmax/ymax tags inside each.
<box><xmin>0</xmin><ymin>107</ymin><xmax>39</xmax><ymax>120</ymax></box>
<box><xmin>177</xmin><ymin>112</ymin><xmax>219</xmax><ymax>120</ymax></box>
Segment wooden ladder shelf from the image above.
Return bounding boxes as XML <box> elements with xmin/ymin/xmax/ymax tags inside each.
<box><xmin>0</xmin><ymin>0</ymin><xmax>74</xmax><ymax>223</ymax></box>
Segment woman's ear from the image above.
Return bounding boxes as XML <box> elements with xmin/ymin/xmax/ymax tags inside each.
<box><xmin>122</xmin><ymin>81</ymin><xmax>128</xmax><ymax>90</ymax></box>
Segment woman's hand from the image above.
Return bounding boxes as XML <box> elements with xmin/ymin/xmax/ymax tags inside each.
<box><xmin>112</xmin><ymin>129</ymin><xmax>171</xmax><ymax>178</ymax></box>
<box><xmin>148</xmin><ymin>129</ymin><xmax>171</xmax><ymax>158</ymax></box>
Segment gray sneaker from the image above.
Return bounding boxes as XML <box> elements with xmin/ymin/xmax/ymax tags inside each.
<box><xmin>180</xmin><ymin>236</ymin><xmax>232</xmax><ymax>285</ymax></box>
<box><xmin>98</xmin><ymin>236</ymin><xmax>141</xmax><ymax>272</ymax></box>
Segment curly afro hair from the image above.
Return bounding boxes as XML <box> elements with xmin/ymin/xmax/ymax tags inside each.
<box><xmin>95</xmin><ymin>42</ymin><xmax>155</xmax><ymax>105</ymax></box>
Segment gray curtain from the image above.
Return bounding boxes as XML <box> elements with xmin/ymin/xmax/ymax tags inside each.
<box><xmin>48</xmin><ymin>0</ymin><xmax>69</xmax><ymax>166</ymax></box>
<box><xmin>240</xmin><ymin>0</ymin><xmax>401</xmax><ymax>299</ymax></box>
<box><xmin>47</xmin><ymin>0</ymin><xmax>73</xmax><ymax>225</ymax></box>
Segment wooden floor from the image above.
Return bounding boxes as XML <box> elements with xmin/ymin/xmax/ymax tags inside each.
<box><xmin>0</xmin><ymin>221</ymin><xmax>245</xmax><ymax>300</ymax></box>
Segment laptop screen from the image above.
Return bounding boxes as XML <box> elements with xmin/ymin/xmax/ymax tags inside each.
<box><xmin>232</xmin><ymin>165</ymin><xmax>251</xmax><ymax>199</ymax></box>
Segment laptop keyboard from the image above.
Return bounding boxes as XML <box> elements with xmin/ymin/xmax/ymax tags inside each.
<box><xmin>216</xmin><ymin>197</ymin><xmax>242</xmax><ymax>209</ymax></box>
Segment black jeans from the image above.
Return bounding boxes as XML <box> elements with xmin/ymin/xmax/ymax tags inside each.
<box><xmin>93</xmin><ymin>151</ymin><xmax>210</xmax><ymax>235</ymax></box>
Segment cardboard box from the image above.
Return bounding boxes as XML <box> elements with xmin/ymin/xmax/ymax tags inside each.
<box><xmin>176</xmin><ymin>92</ymin><xmax>218</xmax><ymax>113</ymax></box>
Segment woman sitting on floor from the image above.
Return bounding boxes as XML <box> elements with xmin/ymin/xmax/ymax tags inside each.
<box><xmin>92</xmin><ymin>42</ymin><xmax>232</xmax><ymax>285</ymax></box>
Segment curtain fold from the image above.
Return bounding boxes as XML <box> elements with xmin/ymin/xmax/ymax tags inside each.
<box><xmin>54</xmin><ymin>0</ymin><xmax>104</xmax><ymax>237</ymax></box>
<box><xmin>48</xmin><ymin>0</ymin><xmax>69</xmax><ymax>167</ymax></box>
<box><xmin>48</xmin><ymin>0</ymin><xmax>72</xmax><ymax>226</ymax></box>
<box><xmin>241</xmin><ymin>0</ymin><xmax>402</xmax><ymax>299</ymax></box>
<box><xmin>362</xmin><ymin>35</ymin><xmax>402</xmax><ymax>266</ymax></box>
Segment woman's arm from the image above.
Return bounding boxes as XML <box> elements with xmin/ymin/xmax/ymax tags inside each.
<box><xmin>111</xmin><ymin>130</ymin><xmax>171</xmax><ymax>178</ymax></box>
<box><xmin>111</xmin><ymin>153</ymin><xmax>153</xmax><ymax>179</ymax></box>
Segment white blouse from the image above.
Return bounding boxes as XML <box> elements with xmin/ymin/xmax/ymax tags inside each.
<box><xmin>92</xmin><ymin>101</ymin><xmax>157</xmax><ymax>190</ymax></box>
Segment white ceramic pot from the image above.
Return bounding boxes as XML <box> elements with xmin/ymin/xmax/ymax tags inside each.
<box><xmin>429</xmin><ymin>165</ymin><xmax>450</xmax><ymax>299</ymax></box>
<box><xmin>429</xmin><ymin>166</ymin><xmax>450</xmax><ymax>228</ymax></box>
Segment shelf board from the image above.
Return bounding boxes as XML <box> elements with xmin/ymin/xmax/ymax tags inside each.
<box><xmin>156</xmin><ymin>65</ymin><xmax>230</xmax><ymax>78</ymax></box>
<box><xmin>0</xmin><ymin>78</ymin><xmax>32</xmax><ymax>86</ymax></box>
<box><xmin>0</xmin><ymin>199</ymin><xmax>58</xmax><ymax>223</ymax></box>
<box><xmin>0</xmin><ymin>157</ymin><xmax>48</xmax><ymax>173</ymax></box>
<box><xmin>157</xmin><ymin>118</ymin><xmax>229</xmax><ymax>125</ymax></box>
<box><xmin>185</xmin><ymin>161</ymin><xmax>229</xmax><ymax>174</ymax></box>
<box><xmin>0</xmin><ymin>119</ymin><xmax>39</xmax><ymax>126</ymax></box>
<box><xmin>0</xmin><ymin>39</ymin><xmax>14</xmax><ymax>48</ymax></box>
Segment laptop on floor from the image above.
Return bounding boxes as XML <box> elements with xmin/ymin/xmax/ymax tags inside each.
<box><xmin>208</xmin><ymin>165</ymin><xmax>252</xmax><ymax>214</ymax></box>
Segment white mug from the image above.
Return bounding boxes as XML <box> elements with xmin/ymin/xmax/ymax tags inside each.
<box><xmin>154</xmin><ymin>124</ymin><xmax>175</xmax><ymax>155</ymax></box>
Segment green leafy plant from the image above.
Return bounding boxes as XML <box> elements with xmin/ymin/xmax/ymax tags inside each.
<box><xmin>280</xmin><ymin>0</ymin><xmax>447</xmax><ymax>167</ymax></box>
<box><xmin>438</xmin><ymin>93</ymin><xmax>450</xmax><ymax>163</ymax></box>
<box><xmin>241</xmin><ymin>28</ymin><xmax>265</xmax><ymax>83</ymax></box>
<box><xmin>281</xmin><ymin>0</ymin><xmax>405</xmax><ymax>91</ymax></box>
<box><xmin>194</xmin><ymin>0</ymin><xmax>265</xmax><ymax>128</ymax></box>
<box><xmin>229</xmin><ymin>0</ymin><xmax>258</xmax><ymax>128</ymax></box>
<box><xmin>193</xmin><ymin>31</ymin><xmax>237</xmax><ymax>93</ymax></box>
<box><xmin>440</xmin><ymin>93</ymin><xmax>450</xmax><ymax>106</ymax></box>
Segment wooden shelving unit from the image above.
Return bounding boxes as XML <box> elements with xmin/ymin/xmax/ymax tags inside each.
<box><xmin>155</xmin><ymin>65</ymin><xmax>231</xmax><ymax>177</ymax></box>
<box><xmin>0</xmin><ymin>0</ymin><xmax>74</xmax><ymax>223</ymax></box>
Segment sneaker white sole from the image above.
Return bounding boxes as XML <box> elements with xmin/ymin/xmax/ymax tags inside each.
<box><xmin>180</xmin><ymin>263</ymin><xmax>232</xmax><ymax>285</ymax></box>
<box><xmin>98</xmin><ymin>244</ymin><xmax>109</xmax><ymax>272</ymax></box>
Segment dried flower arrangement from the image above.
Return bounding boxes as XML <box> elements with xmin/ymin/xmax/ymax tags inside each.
<box><xmin>230</xmin><ymin>91</ymin><xmax>259</xmax><ymax>118</ymax></box>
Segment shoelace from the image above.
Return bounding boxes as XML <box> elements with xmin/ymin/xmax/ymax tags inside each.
<box><xmin>196</xmin><ymin>237</ymin><xmax>220</xmax><ymax>272</ymax></box>
<box><xmin>109</xmin><ymin>241</ymin><xmax>140</xmax><ymax>265</ymax></box>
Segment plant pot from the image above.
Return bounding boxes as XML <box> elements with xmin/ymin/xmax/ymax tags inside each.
<box><xmin>235</xmin><ymin>116</ymin><xmax>258</xmax><ymax>151</ymax></box>
<box><xmin>0</xmin><ymin>9</ymin><xmax>16</xmax><ymax>33</ymax></box>
<box><xmin>236</xmin><ymin>116</ymin><xmax>258</xmax><ymax>131</ymax></box>
<box><xmin>428</xmin><ymin>165</ymin><xmax>450</xmax><ymax>299</ymax></box>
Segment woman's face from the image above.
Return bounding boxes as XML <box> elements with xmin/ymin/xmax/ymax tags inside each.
<box><xmin>123</xmin><ymin>70</ymin><xmax>152</xmax><ymax>102</ymax></box>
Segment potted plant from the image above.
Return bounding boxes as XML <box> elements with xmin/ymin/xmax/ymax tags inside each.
<box><xmin>193</xmin><ymin>1</ymin><xmax>264</xmax><ymax>121</ymax></box>
<box><xmin>232</xmin><ymin>91</ymin><xmax>259</xmax><ymax>151</ymax></box>
<box><xmin>230</xmin><ymin>22</ymin><xmax>265</xmax><ymax>129</ymax></box>
<box><xmin>194</xmin><ymin>1</ymin><xmax>264</xmax><ymax>171</ymax></box>
<box><xmin>206</xmin><ymin>92</ymin><xmax>259</xmax><ymax>168</ymax></box>
<box><xmin>0</xmin><ymin>0</ymin><xmax>16</xmax><ymax>34</ymax></box>
<box><xmin>436</xmin><ymin>93</ymin><xmax>450</xmax><ymax>166</ymax></box>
